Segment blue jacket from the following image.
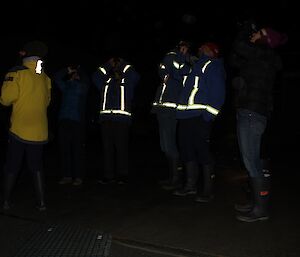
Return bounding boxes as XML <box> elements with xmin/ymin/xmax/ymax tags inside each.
<box><xmin>176</xmin><ymin>55</ymin><xmax>226</xmax><ymax>122</ymax></box>
<box><xmin>54</xmin><ymin>68</ymin><xmax>89</xmax><ymax>123</ymax></box>
<box><xmin>152</xmin><ymin>49</ymin><xmax>192</xmax><ymax>114</ymax></box>
<box><xmin>92</xmin><ymin>59</ymin><xmax>140</xmax><ymax>123</ymax></box>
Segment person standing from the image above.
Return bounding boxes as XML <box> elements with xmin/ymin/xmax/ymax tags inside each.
<box><xmin>152</xmin><ymin>40</ymin><xmax>192</xmax><ymax>190</ymax></box>
<box><xmin>92</xmin><ymin>57</ymin><xmax>140</xmax><ymax>184</ymax></box>
<box><xmin>53</xmin><ymin>65</ymin><xmax>89</xmax><ymax>186</ymax></box>
<box><xmin>0</xmin><ymin>40</ymin><xmax>51</xmax><ymax>211</ymax></box>
<box><xmin>229</xmin><ymin>24</ymin><xmax>287</xmax><ymax>222</ymax></box>
<box><xmin>173</xmin><ymin>42</ymin><xmax>226</xmax><ymax>202</ymax></box>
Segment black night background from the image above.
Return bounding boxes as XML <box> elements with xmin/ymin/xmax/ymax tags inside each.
<box><xmin>0</xmin><ymin>1</ymin><xmax>300</xmax><ymax>257</ymax></box>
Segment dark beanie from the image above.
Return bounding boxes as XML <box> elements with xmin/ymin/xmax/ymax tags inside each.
<box><xmin>22</xmin><ymin>40</ymin><xmax>48</xmax><ymax>58</ymax></box>
<box><xmin>263</xmin><ymin>28</ymin><xmax>288</xmax><ymax>48</ymax></box>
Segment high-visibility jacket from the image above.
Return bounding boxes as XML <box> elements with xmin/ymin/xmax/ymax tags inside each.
<box><xmin>0</xmin><ymin>57</ymin><xmax>51</xmax><ymax>143</ymax></box>
<box><xmin>176</xmin><ymin>55</ymin><xmax>226</xmax><ymax>122</ymax></box>
<box><xmin>152</xmin><ymin>49</ymin><xmax>191</xmax><ymax>114</ymax></box>
<box><xmin>92</xmin><ymin>60</ymin><xmax>140</xmax><ymax>123</ymax></box>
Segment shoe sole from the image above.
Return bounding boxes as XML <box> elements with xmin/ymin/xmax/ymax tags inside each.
<box><xmin>236</xmin><ymin>216</ymin><xmax>269</xmax><ymax>222</ymax></box>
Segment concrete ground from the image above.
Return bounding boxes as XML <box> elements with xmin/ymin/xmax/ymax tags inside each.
<box><xmin>0</xmin><ymin>117</ymin><xmax>299</xmax><ymax>257</ymax></box>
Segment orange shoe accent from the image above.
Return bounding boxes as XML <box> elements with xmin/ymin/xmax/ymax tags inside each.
<box><xmin>260</xmin><ymin>191</ymin><xmax>269</xmax><ymax>196</ymax></box>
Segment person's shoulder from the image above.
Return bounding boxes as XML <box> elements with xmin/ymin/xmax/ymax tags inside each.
<box><xmin>8</xmin><ymin>65</ymin><xmax>28</xmax><ymax>73</ymax></box>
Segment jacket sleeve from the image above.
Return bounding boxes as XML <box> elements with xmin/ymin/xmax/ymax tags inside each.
<box><xmin>0</xmin><ymin>71</ymin><xmax>20</xmax><ymax>106</ymax></box>
<box><xmin>92</xmin><ymin>63</ymin><xmax>111</xmax><ymax>92</ymax></box>
<box><xmin>204</xmin><ymin>62</ymin><xmax>226</xmax><ymax>121</ymax></box>
<box><xmin>53</xmin><ymin>68</ymin><xmax>68</xmax><ymax>91</ymax></box>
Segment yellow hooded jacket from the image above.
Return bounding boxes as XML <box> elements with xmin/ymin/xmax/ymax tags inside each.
<box><xmin>0</xmin><ymin>58</ymin><xmax>51</xmax><ymax>143</ymax></box>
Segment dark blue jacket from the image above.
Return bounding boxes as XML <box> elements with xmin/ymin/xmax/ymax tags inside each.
<box><xmin>176</xmin><ymin>55</ymin><xmax>226</xmax><ymax>122</ymax></box>
<box><xmin>92</xmin><ymin>60</ymin><xmax>140</xmax><ymax>123</ymax></box>
<box><xmin>54</xmin><ymin>68</ymin><xmax>89</xmax><ymax>123</ymax></box>
<box><xmin>152</xmin><ymin>49</ymin><xmax>192</xmax><ymax>114</ymax></box>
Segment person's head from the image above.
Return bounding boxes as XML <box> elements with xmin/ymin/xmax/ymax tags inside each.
<box><xmin>176</xmin><ymin>40</ymin><xmax>191</xmax><ymax>55</ymax></box>
<box><xmin>198</xmin><ymin>42</ymin><xmax>220</xmax><ymax>58</ymax></box>
<box><xmin>66</xmin><ymin>65</ymin><xmax>81</xmax><ymax>81</ymax></box>
<box><xmin>250</xmin><ymin>27</ymin><xmax>288</xmax><ymax>48</ymax></box>
<box><xmin>19</xmin><ymin>40</ymin><xmax>48</xmax><ymax>58</ymax></box>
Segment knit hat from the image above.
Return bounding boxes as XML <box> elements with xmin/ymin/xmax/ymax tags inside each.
<box><xmin>201</xmin><ymin>42</ymin><xmax>220</xmax><ymax>57</ymax></box>
<box><xmin>262</xmin><ymin>28</ymin><xmax>288</xmax><ymax>48</ymax></box>
<box><xmin>22</xmin><ymin>40</ymin><xmax>48</xmax><ymax>58</ymax></box>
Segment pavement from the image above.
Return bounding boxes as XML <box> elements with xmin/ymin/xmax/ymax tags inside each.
<box><xmin>0</xmin><ymin>115</ymin><xmax>299</xmax><ymax>257</ymax></box>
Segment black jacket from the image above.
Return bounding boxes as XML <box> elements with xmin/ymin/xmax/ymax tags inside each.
<box><xmin>229</xmin><ymin>37</ymin><xmax>282</xmax><ymax>117</ymax></box>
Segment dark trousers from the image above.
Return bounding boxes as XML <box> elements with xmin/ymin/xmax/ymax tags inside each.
<box><xmin>178</xmin><ymin>116</ymin><xmax>213</xmax><ymax>165</ymax></box>
<box><xmin>100</xmin><ymin>120</ymin><xmax>129</xmax><ymax>180</ymax></box>
<box><xmin>58</xmin><ymin>119</ymin><xmax>85</xmax><ymax>179</ymax></box>
<box><xmin>3</xmin><ymin>134</ymin><xmax>44</xmax><ymax>175</ymax></box>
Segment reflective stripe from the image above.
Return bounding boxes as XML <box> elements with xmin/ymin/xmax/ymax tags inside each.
<box><xmin>188</xmin><ymin>76</ymin><xmax>200</xmax><ymax>105</ymax></box>
<box><xmin>102</xmin><ymin>85</ymin><xmax>109</xmax><ymax>110</ymax></box>
<box><xmin>202</xmin><ymin>60</ymin><xmax>211</xmax><ymax>73</ymax></box>
<box><xmin>99</xmin><ymin>66</ymin><xmax>107</xmax><ymax>75</ymax></box>
<box><xmin>173</xmin><ymin>61</ymin><xmax>180</xmax><ymax>69</ymax></box>
<box><xmin>153</xmin><ymin>102</ymin><xmax>177</xmax><ymax>108</ymax></box>
<box><xmin>177</xmin><ymin>104</ymin><xmax>219</xmax><ymax>115</ymax></box>
<box><xmin>183</xmin><ymin>75</ymin><xmax>188</xmax><ymax>87</ymax></box>
<box><xmin>35</xmin><ymin>60</ymin><xmax>43</xmax><ymax>74</ymax></box>
<box><xmin>123</xmin><ymin>65</ymin><xmax>131</xmax><ymax>73</ymax></box>
<box><xmin>158</xmin><ymin>83</ymin><xmax>167</xmax><ymax>103</ymax></box>
<box><xmin>120</xmin><ymin>85</ymin><xmax>125</xmax><ymax>111</ymax></box>
<box><xmin>160</xmin><ymin>64</ymin><xmax>166</xmax><ymax>69</ymax></box>
<box><xmin>100</xmin><ymin>110</ymin><xmax>131</xmax><ymax>116</ymax></box>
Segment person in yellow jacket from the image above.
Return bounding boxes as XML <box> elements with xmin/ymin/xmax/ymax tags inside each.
<box><xmin>0</xmin><ymin>40</ymin><xmax>51</xmax><ymax>211</ymax></box>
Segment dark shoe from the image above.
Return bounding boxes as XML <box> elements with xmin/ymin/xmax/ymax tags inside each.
<box><xmin>195</xmin><ymin>195</ymin><xmax>214</xmax><ymax>203</ymax></box>
<box><xmin>117</xmin><ymin>179</ymin><xmax>128</xmax><ymax>185</ymax></box>
<box><xmin>173</xmin><ymin>187</ymin><xmax>197</xmax><ymax>196</ymax></box>
<box><xmin>234</xmin><ymin>202</ymin><xmax>252</xmax><ymax>212</ymax></box>
<box><xmin>72</xmin><ymin>178</ymin><xmax>83</xmax><ymax>186</ymax></box>
<box><xmin>97</xmin><ymin>178</ymin><xmax>115</xmax><ymax>185</ymax></box>
<box><xmin>58</xmin><ymin>177</ymin><xmax>72</xmax><ymax>185</ymax></box>
<box><xmin>36</xmin><ymin>204</ymin><xmax>47</xmax><ymax>212</ymax></box>
<box><xmin>236</xmin><ymin>211</ymin><xmax>269</xmax><ymax>222</ymax></box>
<box><xmin>3</xmin><ymin>201</ymin><xmax>11</xmax><ymax>210</ymax></box>
<box><xmin>161</xmin><ymin>182</ymin><xmax>181</xmax><ymax>191</ymax></box>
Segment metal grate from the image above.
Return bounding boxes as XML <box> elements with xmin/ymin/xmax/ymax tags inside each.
<box><xmin>13</xmin><ymin>224</ymin><xmax>111</xmax><ymax>257</ymax></box>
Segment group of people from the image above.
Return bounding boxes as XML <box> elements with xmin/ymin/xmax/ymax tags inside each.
<box><xmin>0</xmin><ymin>41</ymin><xmax>140</xmax><ymax>211</ymax></box>
<box><xmin>152</xmin><ymin>21</ymin><xmax>287</xmax><ymax>223</ymax></box>
<box><xmin>0</xmin><ymin>20</ymin><xmax>287</xmax><ymax>223</ymax></box>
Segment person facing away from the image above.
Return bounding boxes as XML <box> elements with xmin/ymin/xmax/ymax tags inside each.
<box><xmin>151</xmin><ymin>40</ymin><xmax>193</xmax><ymax>191</ymax></box>
<box><xmin>0</xmin><ymin>40</ymin><xmax>51</xmax><ymax>211</ymax></box>
<box><xmin>229</xmin><ymin>22</ymin><xmax>288</xmax><ymax>222</ymax></box>
<box><xmin>53</xmin><ymin>64</ymin><xmax>90</xmax><ymax>186</ymax></box>
<box><xmin>92</xmin><ymin>57</ymin><xmax>140</xmax><ymax>185</ymax></box>
<box><xmin>173</xmin><ymin>42</ymin><xmax>226</xmax><ymax>202</ymax></box>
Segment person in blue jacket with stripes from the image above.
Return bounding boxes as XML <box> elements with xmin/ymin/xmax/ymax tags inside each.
<box><xmin>173</xmin><ymin>42</ymin><xmax>226</xmax><ymax>202</ymax></box>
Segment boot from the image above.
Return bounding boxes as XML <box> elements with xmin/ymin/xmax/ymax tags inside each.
<box><xmin>195</xmin><ymin>164</ymin><xmax>215</xmax><ymax>202</ymax></box>
<box><xmin>173</xmin><ymin>161</ymin><xmax>198</xmax><ymax>196</ymax></box>
<box><xmin>161</xmin><ymin>158</ymin><xmax>182</xmax><ymax>190</ymax></box>
<box><xmin>2</xmin><ymin>173</ymin><xmax>17</xmax><ymax>210</ymax></box>
<box><xmin>236</xmin><ymin>177</ymin><xmax>270</xmax><ymax>222</ymax></box>
<box><xmin>32</xmin><ymin>171</ymin><xmax>46</xmax><ymax>211</ymax></box>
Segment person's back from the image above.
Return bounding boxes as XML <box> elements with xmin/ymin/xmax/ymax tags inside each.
<box><xmin>1</xmin><ymin>57</ymin><xmax>51</xmax><ymax>142</ymax></box>
<box><xmin>0</xmin><ymin>40</ymin><xmax>51</xmax><ymax>211</ymax></box>
<box><xmin>230</xmin><ymin>30</ymin><xmax>283</xmax><ymax>117</ymax></box>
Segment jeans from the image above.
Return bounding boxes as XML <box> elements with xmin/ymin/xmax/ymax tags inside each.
<box><xmin>237</xmin><ymin>108</ymin><xmax>267</xmax><ymax>178</ymax></box>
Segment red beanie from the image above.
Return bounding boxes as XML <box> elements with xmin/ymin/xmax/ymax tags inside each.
<box><xmin>201</xmin><ymin>42</ymin><xmax>220</xmax><ymax>57</ymax></box>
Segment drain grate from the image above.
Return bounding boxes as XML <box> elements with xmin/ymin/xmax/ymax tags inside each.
<box><xmin>13</xmin><ymin>224</ymin><xmax>111</xmax><ymax>257</ymax></box>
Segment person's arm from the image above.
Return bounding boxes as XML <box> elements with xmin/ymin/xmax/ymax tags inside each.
<box><xmin>53</xmin><ymin>68</ymin><xmax>68</xmax><ymax>91</ymax></box>
<box><xmin>0</xmin><ymin>71</ymin><xmax>20</xmax><ymax>106</ymax></box>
